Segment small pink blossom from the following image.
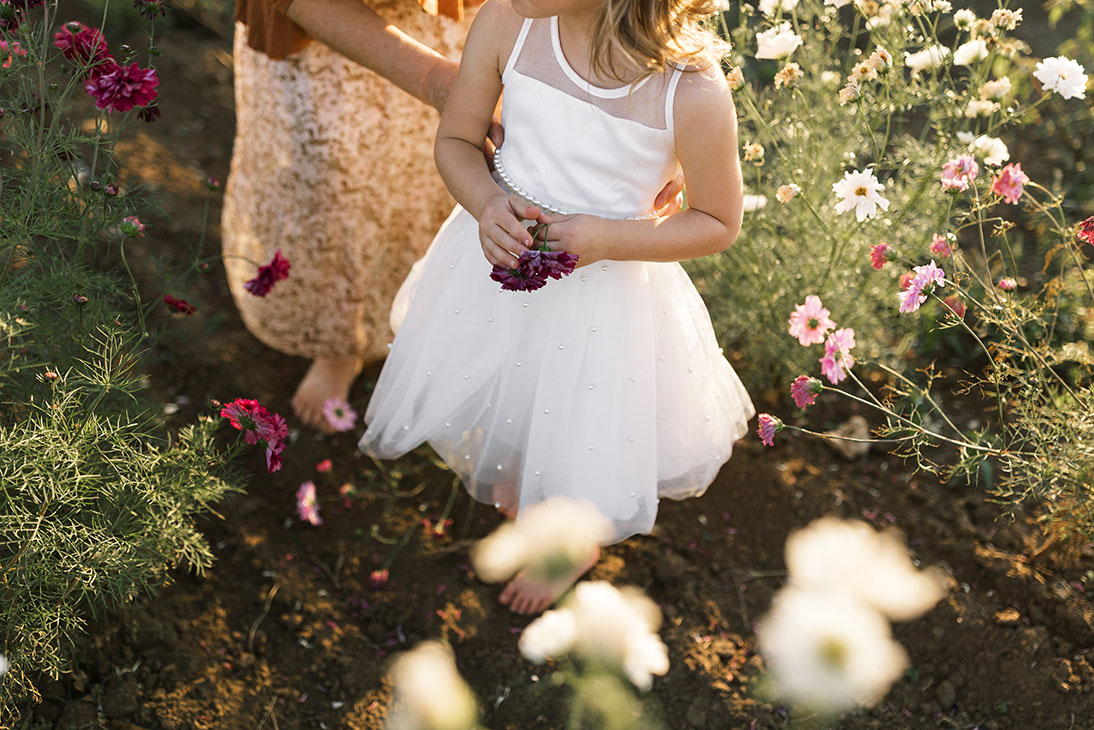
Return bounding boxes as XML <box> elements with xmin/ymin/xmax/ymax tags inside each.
<box><xmin>997</xmin><ymin>277</ymin><xmax>1017</xmax><ymax>291</ymax></box>
<box><xmin>0</xmin><ymin>39</ymin><xmax>26</xmax><ymax>68</ymax></box>
<box><xmin>898</xmin><ymin>261</ymin><xmax>947</xmax><ymax>313</ymax></box>
<box><xmin>1076</xmin><ymin>216</ymin><xmax>1094</xmax><ymax>245</ymax></box>
<box><xmin>757</xmin><ymin>413</ymin><xmax>782</xmax><ymax>447</ymax></box>
<box><xmin>322</xmin><ymin>397</ymin><xmax>357</xmax><ymax>432</ymax></box>
<box><xmin>296</xmin><ymin>481</ymin><xmax>322</xmax><ymax>526</ymax></box>
<box><xmin>898</xmin><ymin>283</ymin><xmax>927</xmax><ymax>314</ymax></box>
<box><xmin>870</xmin><ymin>242</ymin><xmax>891</xmax><ymax>270</ymax></box>
<box><xmin>943</xmin><ymin>295</ymin><xmax>966</xmax><ymax>318</ymax></box>
<box><xmin>244</xmin><ymin>249</ymin><xmax>291</xmax><ymax>297</ymax></box>
<box><xmin>787</xmin><ymin>295</ymin><xmax>836</xmax><ymax>346</ymax></box>
<box><xmin>940</xmin><ymin>154</ymin><xmax>978</xmax><ymax>193</ymax></box>
<box><xmin>990</xmin><ymin>163</ymin><xmax>1029</xmax><ymax>204</ymax></box>
<box><xmin>316</xmin><ymin>458</ymin><xmax>333</xmax><ymax>473</ymax></box>
<box><xmin>819</xmin><ymin>328</ymin><xmax>856</xmax><ymax>384</ymax></box>
<box><xmin>929</xmin><ymin>233</ymin><xmax>951</xmax><ymax>258</ymax></box>
<box><xmin>898</xmin><ymin>271</ymin><xmax>915</xmax><ymax>291</ymax></box>
<box><xmin>162</xmin><ymin>293</ymin><xmax>195</xmax><ymax>315</ymax></box>
<box><xmin>790</xmin><ymin>375</ymin><xmax>822</xmax><ymax>409</ymax></box>
<box><xmin>84</xmin><ymin>61</ymin><xmax>159</xmax><ymax>112</ymax></box>
<box><xmin>120</xmin><ymin>216</ymin><xmax>145</xmax><ymax>237</ymax></box>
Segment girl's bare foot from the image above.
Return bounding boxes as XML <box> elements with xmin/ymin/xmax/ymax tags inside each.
<box><xmin>498</xmin><ymin>547</ymin><xmax>600</xmax><ymax>615</ymax></box>
<box><xmin>291</xmin><ymin>356</ymin><xmax>363</xmax><ymax>432</ymax></box>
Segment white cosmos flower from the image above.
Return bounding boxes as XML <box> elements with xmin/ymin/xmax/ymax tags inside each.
<box><xmin>979</xmin><ymin>76</ymin><xmax>1012</xmax><ymax>99</ymax></box>
<box><xmin>904</xmin><ymin>45</ymin><xmax>950</xmax><ymax>74</ymax></box>
<box><xmin>756</xmin><ymin>22</ymin><xmax>803</xmax><ymax>60</ymax></box>
<box><xmin>758</xmin><ymin>0</ymin><xmax>798</xmax><ymax>15</ymax></box>
<box><xmin>964</xmin><ymin>98</ymin><xmax>998</xmax><ymax>118</ymax></box>
<box><xmin>953</xmin><ymin>38</ymin><xmax>988</xmax><ymax>66</ymax></box>
<box><xmin>1033</xmin><ymin>56</ymin><xmax>1088</xmax><ymax>100</ymax></box>
<box><xmin>522</xmin><ymin>582</ymin><xmax>669</xmax><ymax>691</ymax></box>
<box><xmin>471</xmin><ymin>497</ymin><xmax>611</xmax><ymax>583</ymax></box>
<box><xmin>784</xmin><ymin>517</ymin><xmax>948</xmax><ymax>621</ymax></box>
<box><xmin>953</xmin><ymin>8</ymin><xmax>975</xmax><ymax>29</ymax></box>
<box><xmin>387</xmin><ymin>642</ymin><xmax>478</xmax><ymax>730</ymax></box>
<box><xmin>957</xmin><ymin>131</ymin><xmax>1010</xmax><ymax>166</ymax></box>
<box><xmin>832</xmin><ymin>168</ymin><xmax>889</xmax><ymax>222</ymax></box>
<box><xmin>742</xmin><ymin>194</ymin><xmax>768</xmax><ymax>212</ymax></box>
<box><xmin>757</xmin><ymin>587</ymin><xmax>909</xmax><ymax>712</ymax></box>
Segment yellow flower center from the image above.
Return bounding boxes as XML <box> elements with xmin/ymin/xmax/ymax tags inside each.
<box><xmin>855</xmin><ymin>186</ymin><xmax>868</xmax><ymax>197</ymax></box>
<box><xmin>818</xmin><ymin>636</ymin><xmax>849</xmax><ymax>669</ymax></box>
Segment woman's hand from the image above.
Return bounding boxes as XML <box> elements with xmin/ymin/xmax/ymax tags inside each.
<box><xmin>534</xmin><ymin>213</ymin><xmax>611</xmax><ymax>268</ymax></box>
<box><xmin>477</xmin><ymin>195</ymin><xmax>541</xmax><ymax>268</ymax></box>
<box><xmin>654</xmin><ymin>171</ymin><xmax>686</xmax><ymax>215</ymax></box>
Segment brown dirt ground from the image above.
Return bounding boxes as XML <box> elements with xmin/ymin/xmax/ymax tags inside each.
<box><xmin>16</xmin><ymin>11</ymin><xmax>1094</xmax><ymax>730</ymax></box>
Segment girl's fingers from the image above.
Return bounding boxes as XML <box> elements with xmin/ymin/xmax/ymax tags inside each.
<box><xmin>496</xmin><ymin>216</ymin><xmax>532</xmax><ymax>251</ymax></box>
<box><xmin>484</xmin><ymin>230</ymin><xmax>522</xmax><ymax>267</ymax></box>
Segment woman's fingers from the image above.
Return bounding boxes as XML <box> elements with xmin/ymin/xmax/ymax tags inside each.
<box><xmin>653</xmin><ymin>171</ymin><xmax>686</xmax><ymax>213</ymax></box>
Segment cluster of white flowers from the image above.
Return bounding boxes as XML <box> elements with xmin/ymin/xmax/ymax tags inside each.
<box><xmin>519</xmin><ymin>581</ymin><xmax>670</xmax><ymax>691</ymax></box>
<box><xmin>470</xmin><ymin>496</ymin><xmax>610</xmax><ymax>583</ymax></box>
<box><xmin>386</xmin><ymin>642</ymin><xmax>478</xmax><ymax>730</ymax></box>
<box><xmin>757</xmin><ymin>518</ymin><xmax>948</xmax><ymax>714</ymax></box>
<box><xmin>832</xmin><ymin>168</ymin><xmax>889</xmax><ymax>222</ymax></box>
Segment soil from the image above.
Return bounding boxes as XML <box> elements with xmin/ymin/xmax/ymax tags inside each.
<box><xmin>15</xmin><ymin>9</ymin><xmax>1094</xmax><ymax>730</ymax></box>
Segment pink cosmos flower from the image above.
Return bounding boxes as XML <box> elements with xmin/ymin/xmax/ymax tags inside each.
<box><xmin>266</xmin><ymin>439</ymin><xmax>286</xmax><ymax>473</ymax></box>
<box><xmin>787</xmin><ymin>295</ymin><xmax>836</xmax><ymax>346</ymax></box>
<box><xmin>790</xmin><ymin>375</ymin><xmax>822</xmax><ymax>409</ymax></box>
<box><xmin>940</xmin><ymin>154</ymin><xmax>978</xmax><ymax>193</ymax></box>
<box><xmin>85</xmin><ymin>61</ymin><xmax>159</xmax><ymax>112</ymax></box>
<box><xmin>870</xmin><ymin>242</ymin><xmax>891</xmax><ymax>270</ymax></box>
<box><xmin>820</xmin><ymin>328</ymin><xmax>856</xmax><ymax>385</ymax></box>
<box><xmin>244</xmin><ymin>249</ymin><xmax>291</xmax><ymax>297</ymax></box>
<box><xmin>368</xmin><ymin>569</ymin><xmax>390</xmax><ymax>589</ymax></box>
<box><xmin>220</xmin><ymin>398</ymin><xmax>268</xmax><ymax>445</ymax></box>
<box><xmin>757</xmin><ymin>413</ymin><xmax>782</xmax><ymax>447</ymax></box>
<box><xmin>929</xmin><ymin>233</ymin><xmax>951</xmax><ymax>258</ymax></box>
<box><xmin>259</xmin><ymin>411</ymin><xmax>289</xmax><ymax>445</ymax></box>
<box><xmin>0</xmin><ymin>39</ymin><xmax>26</xmax><ymax>68</ymax></box>
<box><xmin>1076</xmin><ymin>216</ymin><xmax>1094</xmax><ymax>245</ymax></box>
<box><xmin>296</xmin><ymin>481</ymin><xmax>322</xmax><ymax>526</ymax></box>
<box><xmin>53</xmin><ymin>22</ymin><xmax>111</xmax><ymax>68</ymax></box>
<box><xmin>898</xmin><ymin>261</ymin><xmax>947</xmax><ymax>314</ymax></box>
<box><xmin>990</xmin><ymin>163</ymin><xmax>1029</xmax><ymax>204</ymax></box>
<box><xmin>120</xmin><ymin>215</ymin><xmax>145</xmax><ymax>237</ymax></box>
<box><xmin>898</xmin><ymin>283</ymin><xmax>927</xmax><ymax>314</ymax></box>
<box><xmin>997</xmin><ymin>277</ymin><xmax>1017</xmax><ymax>291</ymax></box>
<box><xmin>316</xmin><ymin>458</ymin><xmax>333</xmax><ymax>473</ymax></box>
<box><xmin>943</xmin><ymin>295</ymin><xmax>966</xmax><ymax>318</ymax></box>
<box><xmin>322</xmin><ymin>397</ymin><xmax>357</xmax><ymax>432</ymax></box>
<box><xmin>162</xmin><ymin>293</ymin><xmax>195</xmax><ymax>315</ymax></box>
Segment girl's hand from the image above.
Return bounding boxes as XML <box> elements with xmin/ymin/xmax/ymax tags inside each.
<box><xmin>654</xmin><ymin>171</ymin><xmax>686</xmax><ymax>215</ymax></box>
<box><xmin>534</xmin><ymin>213</ymin><xmax>610</xmax><ymax>268</ymax></box>
<box><xmin>477</xmin><ymin>195</ymin><xmax>541</xmax><ymax>268</ymax></box>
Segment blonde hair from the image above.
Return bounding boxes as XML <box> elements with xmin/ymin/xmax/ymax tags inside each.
<box><xmin>589</xmin><ymin>0</ymin><xmax>730</xmax><ymax>83</ymax></box>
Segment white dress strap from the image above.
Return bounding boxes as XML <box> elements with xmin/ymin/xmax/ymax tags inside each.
<box><xmin>664</xmin><ymin>63</ymin><xmax>686</xmax><ymax>146</ymax></box>
<box><xmin>502</xmin><ymin>17</ymin><xmax>534</xmax><ymax>83</ymax></box>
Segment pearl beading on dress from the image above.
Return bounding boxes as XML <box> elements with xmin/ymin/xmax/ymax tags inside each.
<box><xmin>493</xmin><ymin>150</ymin><xmax>660</xmax><ymax>221</ymax></box>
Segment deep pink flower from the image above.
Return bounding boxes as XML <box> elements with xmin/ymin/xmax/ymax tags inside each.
<box><xmin>0</xmin><ymin>39</ymin><xmax>26</xmax><ymax>68</ymax></box>
<box><xmin>120</xmin><ymin>215</ymin><xmax>145</xmax><ymax>237</ymax></box>
<box><xmin>990</xmin><ymin>163</ymin><xmax>1029</xmax><ymax>204</ymax></box>
<box><xmin>490</xmin><ymin>266</ymin><xmax>546</xmax><ymax>291</ymax></box>
<box><xmin>870</xmin><ymin>242</ymin><xmax>891</xmax><ymax>270</ymax></box>
<box><xmin>820</xmin><ymin>328</ymin><xmax>856</xmax><ymax>384</ymax></box>
<box><xmin>322</xmin><ymin>397</ymin><xmax>357</xmax><ymax>432</ymax></box>
<box><xmin>790</xmin><ymin>375</ymin><xmax>822</xmax><ymax>409</ymax></box>
<box><xmin>220</xmin><ymin>398</ymin><xmax>268</xmax><ymax>445</ymax></box>
<box><xmin>491</xmin><ymin>244</ymin><xmax>578</xmax><ymax>291</ymax></box>
<box><xmin>266</xmin><ymin>439</ymin><xmax>286</xmax><ymax>473</ymax></box>
<box><xmin>162</xmin><ymin>293</ymin><xmax>195</xmax><ymax>315</ymax></box>
<box><xmin>943</xmin><ymin>295</ymin><xmax>966</xmax><ymax>318</ymax></box>
<box><xmin>53</xmin><ymin>22</ymin><xmax>111</xmax><ymax>67</ymax></box>
<box><xmin>940</xmin><ymin>154</ymin><xmax>978</xmax><ymax>193</ymax></box>
<box><xmin>787</xmin><ymin>295</ymin><xmax>836</xmax><ymax>346</ymax></box>
<box><xmin>244</xmin><ymin>249</ymin><xmax>291</xmax><ymax>297</ymax></box>
<box><xmin>898</xmin><ymin>271</ymin><xmax>915</xmax><ymax>291</ymax></box>
<box><xmin>898</xmin><ymin>283</ymin><xmax>926</xmax><ymax>314</ymax></box>
<box><xmin>316</xmin><ymin>458</ymin><xmax>333</xmax><ymax>473</ymax></box>
<box><xmin>1076</xmin><ymin>216</ymin><xmax>1094</xmax><ymax>245</ymax></box>
<box><xmin>368</xmin><ymin>569</ymin><xmax>390</xmax><ymax>589</ymax></box>
<box><xmin>259</xmin><ymin>411</ymin><xmax>289</xmax><ymax>445</ymax></box>
<box><xmin>929</xmin><ymin>233</ymin><xmax>951</xmax><ymax>258</ymax></box>
<box><xmin>85</xmin><ymin>61</ymin><xmax>159</xmax><ymax>112</ymax></box>
<box><xmin>997</xmin><ymin>277</ymin><xmax>1017</xmax><ymax>291</ymax></box>
<box><xmin>296</xmin><ymin>481</ymin><xmax>322</xmax><ymax>526</ymax></box>
<box><xmin>757</xmin><ymin>414</ymin><xmax>782</xmax><ymax>447</ymax></box>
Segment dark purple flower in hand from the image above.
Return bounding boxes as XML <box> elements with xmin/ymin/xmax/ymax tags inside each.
<box><xmin>85</xmin><ymin>61</ymin><xmax>159</xmax><ymax>112</ymax></box>
<box><xmin>490</xmin><ymin>265</ymin><xmax>547</xmax><ymax>291</ymax></box>
<box><xmin>536</xmin><ymin>249</ymin><xmax>579</xmax><ymax>280</ymax></box>
<box><xmin>491</xmin><ymin>243</ymin><xmax>578</xmax><ymax>292</ymax></box>
<box><xmin>244</xmin><ymin>249</ymin><xmax>291</xmax><ymax>297</ymax></box>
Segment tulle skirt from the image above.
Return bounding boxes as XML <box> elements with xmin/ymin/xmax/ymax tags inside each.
<box><xmin>360</xmin><ymin>207</ymin><xmax>755</xmax><ymax>542</ymax></box>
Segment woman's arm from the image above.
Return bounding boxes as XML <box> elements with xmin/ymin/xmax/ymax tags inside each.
<box><xmin>285</xmin><ymin>0</ymin><xmax>458</xmax><ymax>110</ymax></box>
<box><xmin>540</xmin><ymin>66</ymin><xmax>744</xmax><ymax>265</ymax></box>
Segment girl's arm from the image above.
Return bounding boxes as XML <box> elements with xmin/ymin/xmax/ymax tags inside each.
<box><xmin>434</xmin><ymin>1</ymin><xmax>539</xmax><ymax>268</ymax></box>
<box><xmin>540</xmin><ymin>66</ymin><xmax>744</xmax><ymax>264</ymax></box>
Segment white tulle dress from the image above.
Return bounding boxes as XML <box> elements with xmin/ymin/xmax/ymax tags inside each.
<box><xmin>360</xmin><ymin>16</ymin><xmax>755</xmax><ymax>542</ymax></box>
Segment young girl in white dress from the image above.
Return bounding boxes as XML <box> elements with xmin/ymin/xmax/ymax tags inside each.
<box><xmin>360</xmin><ymin>0</ymin><xmax>755</xmax><ymax>614</ymax></box>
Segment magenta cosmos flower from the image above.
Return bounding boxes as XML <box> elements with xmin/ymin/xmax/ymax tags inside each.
<box><xmin>0</xmin><ymin>39</ymin><xmax>26</xmax><ymax>68</ymax></box>
<box><xmin>120</xmin><ymin>215</ymin><xmax>145</xmax><ymax>237</ymax></box>
<box><xmin>929</xmin><ymin>233</ymin><xmax>951</xmax><ymax>258</ymax></box>
<box><xmin>819</xmin><ymin>327</ymin><xmax>856</xmax><ymax>385</ymax></box>
<box><xmin>220</xmin><ymin>397</ymin><xmax>288</xmax><ymax>472</ymax></box>
<box><xmin>1076</xmin><ymin>216</ymin><xmax>1094</xmax><ymax>245</ymax></box>
<box><xmin>869</xmin><ymin>242</ymin><xmax>891</xmax><ymax>270</ymax></box>
<box><xmin>790</xmin><ymin>375</ymin><xmax>822</xmax><ymax>409</ymax></box>
<box><xmin>85</xmin><ymin>61</ymin><xmax>159</xmax><ymax>112</ymax></box>
<box><xmin>787</xmin><ymin>295</ymin><xmax>836</xmax><ymax>346</ymax></box>
<box><xmin>491</xmin><ymin>245</ymin><xmax>579</xmax><ymax>292</ymax></box>
<box><xmin>162</xmin><ymin>293</ymin><xmax>195</xmax><ymax>315</ymax></box>
<box><xmin>296</xmin><ymin>481</ymin><xmax>323</xmax><ymax>526</ymax></box>
<box><xmin>990</xmin><ymin>163</ymin><xmax>1029</xmax><ymax>204</ymax></box>
<box><xmin>322</xmin><ymin>397</ymin><xmax>357</xmax><ymax>432</ymax></box>
<box><xmin>940</xmin><ymin>154</ymin><xmax>978</xmax><ymax>193</ymax></box>
<box><xmin>244</xmin><ymin>249</ymin><xmax>291</xmax><ymax>297</ymax></box>
<box><xmin>54</xmin><ymin>22</ymin><xmax>111</xmax><ymax>68</ymax></box>
<box><xmin>757</xmin><ymin>413</ymin><xmax>782</xmax><ymax>447</ymax></box>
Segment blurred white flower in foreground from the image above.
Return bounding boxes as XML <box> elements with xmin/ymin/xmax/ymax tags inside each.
<box><xmin>520</xmin><ymin>581</ymin><xmax>669</xmax><ymax>691</ymax></box>
<box><xmin>904</xmin><ymin>45</ymin><xmax>949</xmax><ymax>74</ymax></box>
<box><xmin>1033</xmin><ymin>56</ymin><xmax>1088</xmax><ymax>100</ymax></box>
<box><xmin>832</xmin><ymin>168</ymin><xmax>889</xmax><ymax>222</ymax></box>
<box><xmin>957</xmin><ymin>132</ymin><xmax>1009</xmax><ymax>167</ymax></box>
<box><xmin>757</xmin><ymin>588</ymin><xmax>909</xmax><ymax>712</ymax></box>
<box><xmin>756</xmin><ymin>23</ymin><xmax>803</xmax><ymax>60</ymax></box>
<box><xmin>471</xmin><ymin>496</ymin><xmax>610</xmax><ymax>583</ymax></box>
<box><xmin>386</xmin><ymin>642</ymin><xmax>477</xmax><ymax>730</ymax></box>
<box><xmin>742</xmin><ymin>194</ymin><xmax>768</xmax><ymax>212</ymax></box>
<box><xmin>953</xmin><ymin>39</ymin><xmax>988</xmax><ymax>66</ymax></box>
<box><xmin>784</xmin><ymin>517</ymin><xmax>948</xmax><ymax>621</ymax></box>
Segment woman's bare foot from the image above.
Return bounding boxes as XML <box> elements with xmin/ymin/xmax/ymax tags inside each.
<box><xmin>498</xmin><ymin>547</ymin><xmax>600</xmax><ymax>615</ymax></box>
<box><xmin>291</xmin><ymin>356</ymin><xmax>363</xmax><ymax>432</ymax></box>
